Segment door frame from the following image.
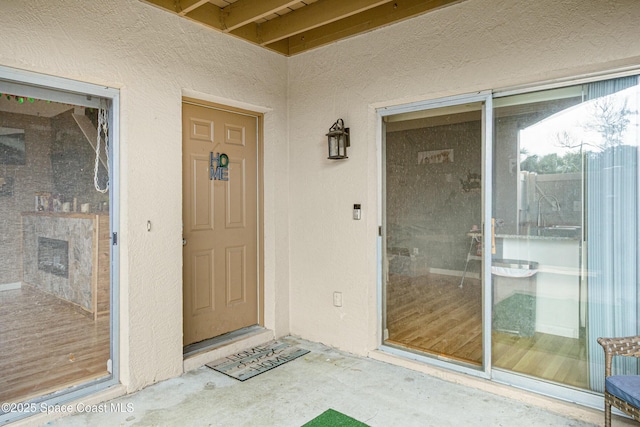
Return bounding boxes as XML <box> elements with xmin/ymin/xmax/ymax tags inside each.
<box><xmin>0</xmin><ymin>65</ymin><xmax>121</xmax><ymax>424</ymax></box>
<box><xmin>181</xmin><ymin>97</ymin><xmax>265</xmax><ymax>341</ymax></box>
<box><xmin>376</xmin><ymin>91</ymin><xmax>493</xmax><ymax>379</ymax></box>
<box><xmin>376</xmin><ymin>69</ymin><xmax>640</xmax><ymax>410</ymax></box>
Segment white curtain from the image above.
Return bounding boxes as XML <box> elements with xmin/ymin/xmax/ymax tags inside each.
<box><xmin>586</xmin><ymin>78</ymin><xmax>640</xmax><ymax>391</ymax></box>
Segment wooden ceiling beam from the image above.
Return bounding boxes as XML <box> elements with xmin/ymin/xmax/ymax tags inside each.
<box><xmin>221</xmin><ymin>0</ymin><xmax>301</xmax><ymax>33</ymax></box>
<box><xmin>229</xmin><ymin>22</ymin><xmax>261</xmax><ymax>45</ymax></box>
<box><xmin>178</xmin><ymin>0</ymin><xmax>211</xmax><ymax>16</ymax></box>
<box><xmin>257</xmin><ymin>0</ymin><xmax>393</xmax><ymax>45</ymax></box>
<box><xmin>262</xmin><ymin>38</ymin><xmax>290</xmax><ymax>55</ymax></box>
<box><xmin>140</xmin><ymin>0</ymin><xmax>466</xmax><ymax>56</ymax></box>
<box><xmin>286</xmin><ymin>0</ymin><xmax>463</xmax><ymax>55</ymax></box>
<box><xmin>184</xmin><ymin>2</ymin><xmax>224</xmax><ymax>31</ymax></box>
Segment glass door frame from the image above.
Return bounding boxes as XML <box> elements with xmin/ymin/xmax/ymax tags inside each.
<box><xmin>377</xmin><ymin>91</ymin><xmax>494</xmax><ymax>379</ymax></box>
<box><xmin>488</xmin><ymin>72</ymin><xmax>640</xmax><ymax>410</ymax></box>
<box><xmin>377</xmin><ymin>68</ymin><xmax>640</xmax><ymax>410</ymax></box>
<box><xmin>0</xmin><ymin>65</ymin><xmax>120</xmax><ymax>424</ymax></box>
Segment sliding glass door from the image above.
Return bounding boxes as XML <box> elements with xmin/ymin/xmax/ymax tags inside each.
<box><xmin>492</xmin><ymin>75</ymin><xmax>640</xmax><ymax>393</ymax></box>
<box><xmin>0</xmin><ymin>68</ymin><xmax>119</xmax><ymax>424</ymax></box>
<box><xmin>381</xmin><ymin>73</ymin><xmax>640</xmax><ymax>403</ymax></box>
<box><xmin>382</xmin><ymin>96</ymin><xmax>489</xmax><ymax>368</ymax></box>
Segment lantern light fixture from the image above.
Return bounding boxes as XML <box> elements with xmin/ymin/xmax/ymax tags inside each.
<box><xmin>326</xmin><ymin>118</ymin><xmax>350</xmax><ymax>160</ymax></box>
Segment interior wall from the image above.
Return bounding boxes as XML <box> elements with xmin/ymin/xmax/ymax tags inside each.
<box><xmin>50</xmin><ymin>111</ymin><xmax>109</xmax><ymax>209</ymax></box>
<box><xmin>0</xmin><ymin>108</ymin><xmax>109</xmax><ymax>286</ymax></box>
<box><xmin>0</xmin><ymin>112</ymin><xmax>54</xmax><ymax>284</ymax></box>
<box><xmin>386</xmin><ymin>121</ymin><xmax>482</xmax><ymax>273</ymax></box>
<box><xmin>287</xmin><ymin>0</ymin><xmax>640</xmax><ymax>355</ymax></box>
<box><xmin>0</xmin><ymin>0</ymin><xmax>289</xmax><ymax>394</ymax></box>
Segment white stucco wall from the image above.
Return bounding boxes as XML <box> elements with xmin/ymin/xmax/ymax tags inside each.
<box><xmin>287</xmin><ymin>0</ymin><xmax>640</xmax><ymax>355</ymax></box>
<box><xmin>0</xmin><ymin>0</ymin><xmax>289</xmax><ymax>393</ymax></box>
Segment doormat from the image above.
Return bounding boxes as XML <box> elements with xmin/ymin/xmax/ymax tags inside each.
<box><xmin>206</xmin><ymin>340</ymin><xmax>309</xmax><ymax>381</ymax></box>
<box><xmin>302</xmin><ymin>409</ymin><xmax>370</xmax><ymax>427</ymax></box>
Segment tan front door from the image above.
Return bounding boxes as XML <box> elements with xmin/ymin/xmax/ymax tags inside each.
<box><xmin>182</xmin><ymin>101</ymin><xmax>259</xmax><ymax>346</ymax></box>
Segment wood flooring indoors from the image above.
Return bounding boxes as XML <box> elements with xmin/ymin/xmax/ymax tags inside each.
<box><xmin>385</xmin><ymin>273</ymin><xmax>588</xmax><ymax>389</ymax></box>
<box><xmin>0</xmin><ymin>285</ymin><xmax>110</xmax><ymax>404</ymax></box>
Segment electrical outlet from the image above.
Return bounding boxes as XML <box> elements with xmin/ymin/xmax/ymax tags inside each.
<box><xmin>333</xmin><ymin>291</ymin><xmax>343</xmax><ymax>307</ymax></box>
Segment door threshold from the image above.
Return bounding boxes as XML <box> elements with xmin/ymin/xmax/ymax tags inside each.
<box><xmin>183</xmin><ymin>326</ymin><xmax>274</xmax><ymax>372</ymax></box>
<box><xmin>183</xmin><ymin>325</ymin><xmax>265</xmax><ymax>357</ymax></box>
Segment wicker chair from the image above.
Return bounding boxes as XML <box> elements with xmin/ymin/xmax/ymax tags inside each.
<box><xmin>597</xmin><ymin>336</ymin><xmax>640</xmax><ymax>426</ymax></box>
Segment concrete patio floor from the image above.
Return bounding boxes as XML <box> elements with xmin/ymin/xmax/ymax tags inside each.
<box><xmin>45</xmin><ymin>337</ymin><xmax>632</xmax><ymax>427</ymax></box>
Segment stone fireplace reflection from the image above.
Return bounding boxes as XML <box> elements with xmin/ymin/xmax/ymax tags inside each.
<box><xmin>37</xmin><ymin>237</ymin><xmax>69</xmax><ymax>278</ymax></box>
<box><xmin>22</xmin><ymin>212</ymin><xmax>110</xmax><ymax>320</ymax></box>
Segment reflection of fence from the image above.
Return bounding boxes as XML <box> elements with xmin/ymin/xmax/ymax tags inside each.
<box><xmin>519</xmin><ymin>171</ymin><xmax>582</xmax><ymax>229</ymax></box>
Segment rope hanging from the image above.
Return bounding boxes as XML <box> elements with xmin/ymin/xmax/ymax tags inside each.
<box><xmin>94</xmin><ymin>106</ymin><xmax>109</xmax><ymax>193</ymax></box>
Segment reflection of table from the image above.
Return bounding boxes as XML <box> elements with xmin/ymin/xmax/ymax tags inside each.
<box><xmin>460</xmin><ymin>232</ymin><xmax>482</xmax><ymax>287</ymax></box>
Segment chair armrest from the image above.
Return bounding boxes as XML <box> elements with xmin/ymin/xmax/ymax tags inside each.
<box><xmin>598</xmin><ymin>336</ymin><xmax>640</xmax><ymax>377</ymax></box>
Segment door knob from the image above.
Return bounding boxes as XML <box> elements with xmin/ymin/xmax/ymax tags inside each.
<box><xmin>182</xmin><ymin>238</ymin><xmax>187</xmax><ymax>246</ymax></box>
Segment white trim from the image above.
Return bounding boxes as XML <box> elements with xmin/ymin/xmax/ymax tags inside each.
<box><xmin>482</xmin><ymin>93</ymin><xmax>493</xmax><ymax>375</ymax></box>
<box><xmin>493</xmin><ymin>66</ymin><xmax>640</xmax><ymax>98</ymax></box>
<box><xmin>377</xmin><ymin>91</ymin><xmax>492</xmax><ymax>117</ymax></box>
<box><xmin>492</xmin><ymin>369</ymin><xmax>603</xmax><ymax>411</ymax></box>
<box><xmin>0</xmin><ymin>65</ymin><xmax>119</xmax><ymax>105</ymax></box>
<box><xmin>376</xmin><ymin>110</ymin><xmax>384</xmax><ymax>347</ymax></box>
<box><xmin>376</xmin><ymin>90</ymin><xmax>493</xmax><ymax>379</ymax></box>
<box><xmin>182</xmin><ymin>88</ymin><xmax>272</xmax><ymax>114</ymax></box>
<box><xmin>109</xmin><ymin>89</ymin><xmax>121</xmax><ymax>389</ymax></box>
<box><xmin>376</xmin><ymin>345</ymin><xmax>490</xmax><ymax>379</ymax></box>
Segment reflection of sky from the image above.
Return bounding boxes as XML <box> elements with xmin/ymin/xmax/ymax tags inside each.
<box><xmin>520</xmin><ymin>86</ymin><xmax>640</xmax><ymax>159</ymax></box>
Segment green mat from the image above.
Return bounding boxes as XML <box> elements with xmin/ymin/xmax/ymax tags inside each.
<box><xmin>302</xmin><ymin>409</ymin><xmax>369</xmax><ymax>427</ymax></box>
<box><xmin>493</xmin><ymin>292</ymin><xmax>536</xmax><ymax>336</ymax></box>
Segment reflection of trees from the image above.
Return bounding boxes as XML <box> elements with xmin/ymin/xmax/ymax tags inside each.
<box><xmin>555</xmin><ymin>129</ymin><xmax>581</xmax><ymax>150</ymax></box>
<box><xmin>585</xmin><ymin>97</ymin><xmax>632</xmax><ymax>149</ymax></box>
<box><xmin>522</xmin><ymin>96</ymin><xmax>635</xmax><ymax>174</ymax></box>
<box><xmin>521</xmin><ymin>152</ymin><xmax>581</xmax><ymax>174</ymax></box>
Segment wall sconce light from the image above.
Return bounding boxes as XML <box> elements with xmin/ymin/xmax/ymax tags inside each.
<box><xmin>326</xmin><ymin>118</ymin><xmax>350</xmax><ymax>159</ymax></box>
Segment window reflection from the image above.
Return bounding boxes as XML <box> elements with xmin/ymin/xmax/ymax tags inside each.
<box><xmin>493</xmin><ymin>76</ymin><xmax>640</xmax><ymax>392</ymax></box>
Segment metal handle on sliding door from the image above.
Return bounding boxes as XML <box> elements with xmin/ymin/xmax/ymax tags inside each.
<box><xmin>491</xmin><ymin>218</ymin><xmax>496</xmax><ymax>255</ymax></box>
